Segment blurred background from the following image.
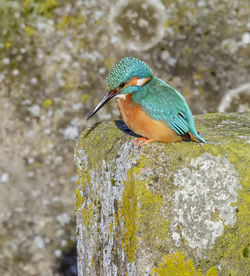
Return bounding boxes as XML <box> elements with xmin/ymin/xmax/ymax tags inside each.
<box><xmin>0</xmin><ymin>0</ymin><xmax>249</xmax><ymax>275</ymax></box>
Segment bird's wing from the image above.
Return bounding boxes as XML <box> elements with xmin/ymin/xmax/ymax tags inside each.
<box><xmin>132</xmin><ymin>78</ymin><xmax>195</xmax><ymax>136</ymax></box>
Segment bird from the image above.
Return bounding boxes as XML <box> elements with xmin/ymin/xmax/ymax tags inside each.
<box><xmin>87</xmin><ymin>57</ymin><xmax>206</xmax><ymax>147</ymax></box>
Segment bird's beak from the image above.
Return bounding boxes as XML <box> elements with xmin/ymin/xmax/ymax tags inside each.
<box><xmin>87</xmin><ymin>90</ymin><xmax>119</xmax><ymax>120</ymax></box>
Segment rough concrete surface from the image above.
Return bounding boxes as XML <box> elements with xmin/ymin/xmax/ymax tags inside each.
<box><xmin>75</xmin><ymin>113</ymin><xmax>249</xmax><ymax>275</ymax></box>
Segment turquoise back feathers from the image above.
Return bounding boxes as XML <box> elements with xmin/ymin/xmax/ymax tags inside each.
<box><xmin>132</xmin><ymin>77</ymin><xmax>206</xmax><ymax>143</ymax></box>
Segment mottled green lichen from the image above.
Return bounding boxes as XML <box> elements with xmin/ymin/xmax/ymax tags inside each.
<box><xmin>75</xmin><ymin>189</ymin><xmax>85</xmax><ymax>211</ymax></box>
<box><xmin>202</xmin><ymin>140</ymin><xmax>250</xmax><ymax>274</ymax></box>
<box><xmin>152</xmin><ymin>251</ymin><xmax>218</xmax><ymax>275</ymax></box>
<box><xmin>75</xmin><ymin>113</ymin><xmax>250</xmax><ymax>275</ymax></box>
<box><xmin>81</xmin><ymin>202</ymin><xmax>93</xmax><ymax>228</ymax></box>
<box><xmin>120</xmin><ymin>178</ymin><xmax>138</xmax><ymax>263</ymax></box>
<box><xmin>76</xmin><ymin>122</ymin><xmax>128</xmax><ymax>168</ymax></box>
<box><xmin>120</xmin><ymin>166</ymin><xmax>166</xmax><ymax>263</ymax></box>
<box><xmin>162</xmin><ymin>127</ymin><xmax>249</xmax><ymax>274</ymax></box>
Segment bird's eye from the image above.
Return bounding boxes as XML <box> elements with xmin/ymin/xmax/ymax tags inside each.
<box><xmin>119</xmin><ymin>82</ymin><xmax>125</xmax><ymax>88</ymax></box>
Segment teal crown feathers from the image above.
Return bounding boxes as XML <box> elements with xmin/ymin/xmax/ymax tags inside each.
<box><xmin>106</xmin><ymin>57</ymin><xmax>153</xmax><ymax>91</ymax></box>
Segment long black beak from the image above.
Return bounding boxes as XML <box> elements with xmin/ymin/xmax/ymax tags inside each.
<box><xmin>87</xmin><ymin>90</ymin><xmax>118</xmax><ymax>120</ymax></box>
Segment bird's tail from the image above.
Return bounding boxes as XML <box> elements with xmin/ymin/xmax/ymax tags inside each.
<box><xmin>181</xmin><ymin>131</ymin><xmax>206</xmax><ymax>143</ymax></box>
<box><xmin>188</xmin><ymin>131</ymin><xmax>206</xmax><ymax>143</ymax></box>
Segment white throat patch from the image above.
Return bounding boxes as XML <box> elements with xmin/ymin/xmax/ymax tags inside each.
<box><xmin>136</xmin><ymin>77</ymin><xmax>150</xmax><ymax>86</ymax></box>
<box><xmin>114</xmin><ymin>94</ymin><xmax>127</xmax><ymax>100</ymax></box>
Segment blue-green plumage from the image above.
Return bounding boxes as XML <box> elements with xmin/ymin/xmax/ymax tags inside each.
<box><xmin>132</xmin><ymin>77</ymin><xmax>206</xmax><ymax>143</ymax></box>
<box><xmin>88</xmin><ymin>56</ymin><xmax>206</xmax><ymax>144</ymax></box>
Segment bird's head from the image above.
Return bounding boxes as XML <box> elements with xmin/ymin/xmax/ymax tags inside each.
<box><xmin>87</xmin><ymin>57</ymin><xmax>153</xmax><ymax>120</ymax></box>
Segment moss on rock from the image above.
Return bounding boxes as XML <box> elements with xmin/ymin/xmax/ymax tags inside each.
<box><xmin>75</xmin><ymin>113</ymin><xmax>249</xmax><ymax>275</ymax></box>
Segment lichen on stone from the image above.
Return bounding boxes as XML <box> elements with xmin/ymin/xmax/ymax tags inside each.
<box><xmin>152</xmin><ymin>251</ymin><xmax>218</xmax><ymax>276</ymax></box>
<box><xmin>75</xmin><ymin>113</ymin><xmax>249</xmax><ymax>275</ymax></box>
<box><xmin>172</xmin><ymin>153</ymin><xmax>241</xmax><ymax>249</ymax></box>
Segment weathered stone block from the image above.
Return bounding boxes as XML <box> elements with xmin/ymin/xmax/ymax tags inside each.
<box><xmin>75</xmin><ymin>113</ymin><xmax>249</xmax><ymax>275</ymax></box>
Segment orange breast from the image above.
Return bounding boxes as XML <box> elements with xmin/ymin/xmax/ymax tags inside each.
<box><xmin>116</xmin><ymin>94</ymin><xmax>182</xmax><ymax>143</ymax></box>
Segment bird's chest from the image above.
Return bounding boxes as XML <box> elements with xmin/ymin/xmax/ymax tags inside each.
<box><xmin>116</xmin><ymin>94</ymin><xmax>161</xmax><ymax>138</ymax></box>
<box><xmin>116</xmin><ymin>94</ymin><xmax>180</xmax><ymax>142</ymax></box>
<box><xmin>116</xmin><ymin>94</ymin><xmax>141</xmax><ymax>130</ymax></box>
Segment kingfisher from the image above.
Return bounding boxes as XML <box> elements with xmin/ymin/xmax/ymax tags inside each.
<box><xmin>87</xmin><ymin>57</ymin><xmax>206</xmax><ymax>146</ymax></box>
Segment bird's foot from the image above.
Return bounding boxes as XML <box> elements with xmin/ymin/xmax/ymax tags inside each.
<box><xmin>133</xmin><ymin>137</ymin><xmax>155</xmax><ymax>147</ymax></box>
<box><xmin>133</xmin><ymin>137</ymin><xmax>146</xmax><ymax>146</ymax></box>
